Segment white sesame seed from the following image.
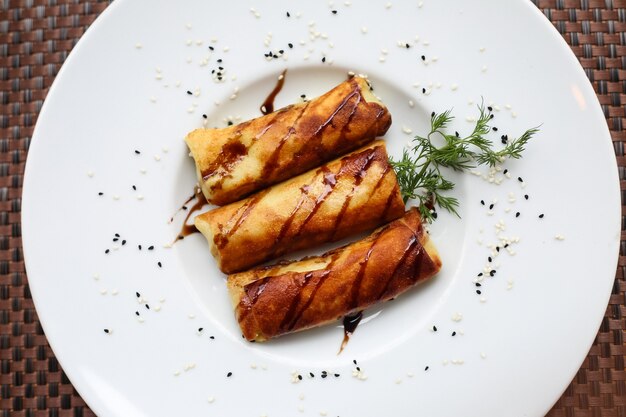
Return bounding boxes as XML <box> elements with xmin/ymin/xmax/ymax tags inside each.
<box><xmin>422</xmin><ymin>40</ymin><xmax>430</xmax><ymax>46</ymax></box>
<box><xmin>138</xmin><ymin>317</ymin><xmax>145</xmax><ymax>323</ymax></box>
<box><xmin>99</xmin><ymin>289</ymin><xmax>107</xmax><ymax>295</ymax></box>
<box><xmin>153</xmin><ymin>305</ymin><xmax>161</xmax><ymax>312</ymax></box>
<box><xmin>379</xmin><ymin>56</ymin><xmax>386</xmax><ymax>62</ymax></box>
<box><xmin>298</xmin><ymin>406</ymin><xmax>304</xmax><ymax>413</ymax></box>
<box><xmin>344</xmin><ymin>0</ymin><xmax>352</xmax><ymax>5</ymax></box>
<box><xmin>92</xmin><ymin>273</ymin><xmax>100</xmax><ymax>280</ymax></box>
<box><xmin>185</xmin><ymin>23</ymin><xmax>192</xmax><ymax>29</ymax></box>
<box><xmin>407</xmin><ymin>372</ymin><xmax>414</xmax><ymax>377</ymax></box>
<box><xmin>223</xmin><ymin>46</ymin><xmax>230</xmax><ymax>52</ymax></box>
<box><xmin>466</xmin><ymin>116</ymin><xmax>476</xmax><ymax>122</ymax></box>
<box><xmin>207</xmin><ymin>396</ymin><xmax>215</xmax><ymax>403</ymax></box>
<box><xmin>395</xmin><ymin>379</ymin><xmax>402</xmax><ymax>384</ymax></box>
<box><xmin>481</xmin><ymin>65</ymin><xmax>488</xmax><ymax>72</ymax></box>
<box><xmin>479</xmin><ymin>47</ymin><xmax>486</xmax><ymax>52</ymax></box>
<box><xmin>511</xmin><ymin>111</ymin><xmax>517</xmax><ymax>118</ymax></box>
<box><xmin>408</xmin><ymin>100</ymin><xmax>415</xmax><ymax>108</ymax></box>
<box><xmin>174</xmin><ymin>371</ymin><xmax>180</xmax><ymax>376</ymax></box>
<box><xmin>451</xmin><ymin>84</ymin><xmax>458</xmax><ymax>91</ymax></box>
<box><xmin>480</xmin><ymin>297</ymin><xmax>487</xmax><ymax>303</ymax></box>
<box><xmin>188</xmin><ymin>313</ymin><xmax>196</xmax><ymax>319</ymax></box>
<box><xmin>451</xmin><ymin>312</ymin><xmax>463</xmax><ymax>322</ymax></box>
<box><xmin>505</xmin><ymin>104</ymin><xmax>512</xmax><ymax>110</ymax></box>
<box><xmin>87</xmin><ymin>170</ymin><xmax>94</xmax><ymax>177</ymax></box>
<box><xmin>361</xmin><ymin>26</ymin><xmax>368</xmax><ymax>34</ymax></box>
<box><xmin>154</xmin><ymin>155</ymin><xmax>161</xmax><ymax>162</ymax></box>
<box><xmin>555</xmin><ymin>234</ymin><xmax>565</xmax><ymax>241</ymax></box>
<box><xmin>402</xmin><ymin>126</ymin><xmax>413</xmax><ymax>134</ymax></box>
<box><xmin>385</xmin><ymin>2</ymin><xmax>392</xmax><ymax>8</ymax></box>
<box><xmin>442</xmin><ymin>359</ymin><xmax>449</xmax><ymax>365</ymax></box>
<box><xmin>381</xmin><ymin>48</ymin><xmax>388</xmax><ymax>55</ymax></box>
<box><xmin>185</xmin><ymin>39</ymin><xmax>192</xmax><ymax>46</ymax></box>
<box><xmin>418</xmin><ymin>1</ymin><xmax>424</xmax><ymax>7</ymax></box>
<box><xmin>320</xmin><ymin>412</ymin><xmax>327</xmax><ymax>416</ymax></box>
<box><xmin>137</xmin><ymin>195</ymin><xmax>144</xmax><ymax>200</ymax></box>
<box><xmin>113</xmin><ymin>195</ymin><xmax>120</xmax><ymax>201</ymax></box>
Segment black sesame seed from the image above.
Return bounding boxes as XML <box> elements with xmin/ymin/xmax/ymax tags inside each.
<box><xmin>136</xmin><ymin>292</ymin><xmax>140</xmax><ymax>297</ymax></box>
<box><xmin>480</xmin><ymin>200</ymin><xmax>485</xmax><ymax>205</ymax></box>
<box><xmin>297</xmin><ymin>374</ymin><xmax>302</xmax><ymax>380</ymax></box>
<box><xmin>422</xmin><ymin>88</ymin><xmax>426</xmax><ymax>94</ymax></box>
<box><xmin>138</xmin><ymin>245</ymin><xmax>142</xmax><ymax>250</ymax></box>
<box><xmin>331</xmin><ymin>9</ymin><xmax>337</xmax><ymax>14</ymax></box>
<box><xmin>135</xmin><ymin>311</ymin><xmax>139</xmax><ymax>316</ymax></box>
<box><xmin>134</xmin><ymin>150</ymin><xmax>141</xmax><ymax>155</ymax></box>
<box><xmin>218</xmin><ymin>66</ymin><xmax>224</xmax><ymax>70</ymax></box>
<box><xmin>148</xmin><ymin>246</ymin><xmax>154</xmax><ymax>250</ymax></box>
<box><xmin>432</xmin><ymin>325</ymin><xmax>437</xmax><ymax>332</ymax></box>
<box><xmin>279</xmin><ymin>50</ymin><xmax>284</xmax><ymax>54</ymax></box>
<box><xmin>122</xmin><ymin>240</ymin><xmax>126</xmax><ymax>245</ymax></box>
<box><xmin>539</xmin><ymin>214</ymin><xmax>544</xmax><ymax>218</ymax></box>
<box><xmin>208</xmin><ymin>46</ymin><xmax>214</xmax><ymax>51</ymax></box>
<box><xmin>186</xmin><ymin>90</ymin><xmax>192</xmax><ymax>95</ymax></box>
<box><xmin>300</xmin><ymin>94</ymin><xmax>306</xmax><ymax>98</ymax></box>
<box><xmin>334</xmin><ymin>373</ymin><xmax>340</xmax><ymax>377</ymax></box>
<box><xmin>490</xmin><ymin>270</ymin><xmax>496</xmax><ymax>276</ymax></box>
<box><xmin>424</xmin><ymin>366</ymin><xmax>429</xmax><ymax>371</ymax></box>
<box><xmin>489</xmin><ymin>203</ymin><xmax>494</xmax><ymax>210</ymax></box>
<box><xmin>113</xmin><ymin>238</ymin><xmax>118</xmax><ymax>242</ymax></box>
<box><xmin>132</xmin><ymin>185</ymin><xmax>136</xmax><ymax>191</ymax></box>
<box><xmin>476</xmin><ymin>290</ymin><xmax>482</xmax><ymax>295</ymax></box>
<box><xmin>504</xmin><ymin>243</ymin><xmax>509</xmax><ymax>248</ymax></box>
<box><xmin>515</xmin><ymin>212</ymin><xmax>520</xmax><ymax>218</ymax></box>
<box><xmin>455</xmin><ymin>131</ymin><xmax>460</xmax><ymax>137</ymax></box>
<box><xmin>488</xmin><ymin>256</ymin><xmax>492</xmax><ymax>262</ymax></box>
<box><xmin>157</xmin><ymin>262</ymin><xmax>162</xmax><ymax>268</ymax></box>
<box><xmin>103</xmin><ymin>329</ymin><xmax>110</xmax><ymax>334</ymax></box>
<box><xmin>286</xmin><ymin>11</ymin><xmax>290</xmax><ymax>17</ymax></box>
<box><xmin>524</xmin><ymin>194</ymin><xmax>529</xmax><ymax>200</ymax></box>
<box><xmin>227</xmin><ymin>121</ymin><xmax>233</xmax><ymax>126</ymax></box>
<box><xmin>487</xmin><ymin>106</ymin><xmax>493</xmax><ymax>111</ymax></box>
<box><xmin>202</xmin><ymin>114</ymin><xmax>207</xmax><ymax>119</ymax></box>
<box><xmin>492</xmin><ymin>126</ymin><xmax>498</xmax><ymax>131</ymax></box>
<box><xmin>489</xmin><ymin>114</ymin><xmax>494</xmax><ymax>119</ymax></box>
<box><xmin>321</xmin><ymin>373</ymin><xmax>327</xmax><ymax>378</ymax></box>
<box><xmin>145</xmin><ymin>304</ymin><xmax>150</xmax><ymax>310</ymax></box>
<box><xmin>182</xmin><ymin>205</ymin><xmax>188</xmax><ymax>210</ymax></box>
<box><xmin>405</xmin><ymin>43</ymin><xmax>410</xmax><ymax>48</ymax></box>
<box><xmin>421</xmin><ymin>55</ymin><xmax>426</xmax><ymax>61</ymax></box>
<box><xmin>105</xmin><ymin>249</ymin><xmax>109</xmax><ymax>254</ymax></box>
<box><xmin>217</xmin><ymin>59</ymin><xmax>222</xmax><ymax>63</ymax></box>
<box><xmin>288</xmin><ymin>43</ymin><xmax>293</xmax><ymax>48</ymax></box>
<box><xmin>353</xmin><ymin>360</ymin><xmax>357</xmax><ymax>365</ymax></box>
<box><xmin>322</xmin><ymin>57</ymin><xmax>326</xmax><ymax>63</ymax></box>
<box><xmin>98</xmin><ymin>192</ymin><xmax>104</xmax><ymax>196</ymax></box>
<box><xmin>503</xmin><ymin>169</ymin><xmax>508</xmax><ymax>174</ymax></box>
<box><xmin>227</xmin><ymin>372</ymin><xmax>232</xmax><ymax>377</ymax></box>
<box><xmin>309</xmin><ymin>372</ymin><xmax>314</xmax><ymax>378</ymax></box>
<box><xmin>452</xmin><ymin>331</ymin><xmax>456</xmax><ymax>336</ymax></box>
<box><xmin>496</xmin><ymin>246</ymin><xmax>500</xmax><ymax>252</ymax></box>
<box><xmin>210</xmin><ymin>336</ymin><xmax>215</xmax><ymax>339</ymax></box>
<box><xmin>211</xmin><ymin>69</ymin><xmax>215</xmax><ymax>74</ymax></box>
<box><xmin>198</xmin><ymin>328</ymin><xmax>203</xmax><ymax>332</ymax></box>
<box><xmin>517</xmin><ymin>176</ymin><xmax>523</xmax><ymax>182</ymax></box>
<box><xmin>477</xmin><ymin>272</ymin><xmax>483</xmax><ymax>277</ymax></box>
<box><xmin>115</xmin><ymin>233</ymin><xmax>120</xmax><ymax>237</ymax></box>
<box><xmin>356</xmin><ymin>367</ymin><xmax>361</xmax><ymax>371</ymax></box>
<box><xmin>431</xmin><ymin>111</ymin><xmax>435</xmax><ymax>117</ymax></box>
<box><xmin>475</xmin><ymin>283</ymin><xmax>482</xmax><ymax>287</ymax></box>
<box><xmin>432</xmin><ymin>212</ymin><xmax>438</xmax><ymax>219</ymax></box>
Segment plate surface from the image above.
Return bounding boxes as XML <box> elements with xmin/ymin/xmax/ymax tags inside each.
<box><xmin>22</xmin><ymin>1</ymin><xmax>620</xmax><ymax>416</ymax></box>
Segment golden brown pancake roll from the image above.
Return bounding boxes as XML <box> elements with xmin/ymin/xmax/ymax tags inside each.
<box><xmin>185</xmin><ymin>76</ymin><xmax>391</xmax><ymax>205</ymax></box>
<box><xmin>194</xmin><ymin>141</ymin><xmax>405</xmax><ymax>274</ymax></box>
<box><xmin>227</xmin><ymin>208</ymin><xmax>441</xmax><ymax>342</ymax></box>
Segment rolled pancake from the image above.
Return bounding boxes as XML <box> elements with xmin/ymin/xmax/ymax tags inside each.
<box><xmin>185</xmin><ymin>76</ymin><xmax>391</xmax><ymax>205</ymax></box>
<box><xmin>194</xmin><ymin>141</ymin><xmax>405</xmax><ymax>273</ymax></box>
<box><xmin>228</xmin><ymin>208</ymin><xmax>441</xmax><ymax>342</ymax></box>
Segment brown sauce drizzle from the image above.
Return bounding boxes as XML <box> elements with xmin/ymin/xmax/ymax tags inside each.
<box><xmin>214</xmin><ymin>190</ymin><xmax>266</xmax><ymax>249</ymax></box>
<box><xmin>339</xmin><ymin>311</ymin><xmax>363</xmax><ymax>354</ymax></box>
<box><xmin>172</xmin><ymin>186</ymin><xmax>208</xmax><ymax>244</ymax></box>
<box><xmin>260</xmin><ymin>69</ymin><xmax>287</xmax><ymax>115</ymax></box>
<box><xmin>201</xmin><ymin>140</ymin><xmax>248</xmax><ymax>181</ymax></box>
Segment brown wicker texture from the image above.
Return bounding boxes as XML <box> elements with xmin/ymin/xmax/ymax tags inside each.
<box><xmin>0</xmin><ymin>0</ymin><xmax>624</xmax><ymax>416</ymax></box>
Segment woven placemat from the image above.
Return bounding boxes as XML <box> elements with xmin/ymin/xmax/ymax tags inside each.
<box><xmin>0</xmin><ymin>1</ymin><xmax>624</xmax><ymax>416</ymax></box>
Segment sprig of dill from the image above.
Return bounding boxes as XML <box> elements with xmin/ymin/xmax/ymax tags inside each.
<box><xmin>390</xmin><ymin>103</ymin><xmax>540</xmax><ymax>223</ymax></box>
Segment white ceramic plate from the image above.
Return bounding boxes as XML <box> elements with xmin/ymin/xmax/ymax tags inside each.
<box><xmin>22</xmin><ymin>1</ymin><xmax>620</xmax><ymax>416</ymax></box>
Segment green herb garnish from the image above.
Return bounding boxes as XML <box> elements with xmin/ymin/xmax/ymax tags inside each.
<box><xmin>390</xmin><ymin>103</ymin><xmax>540</xmax><ymax>223</ymax></box>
